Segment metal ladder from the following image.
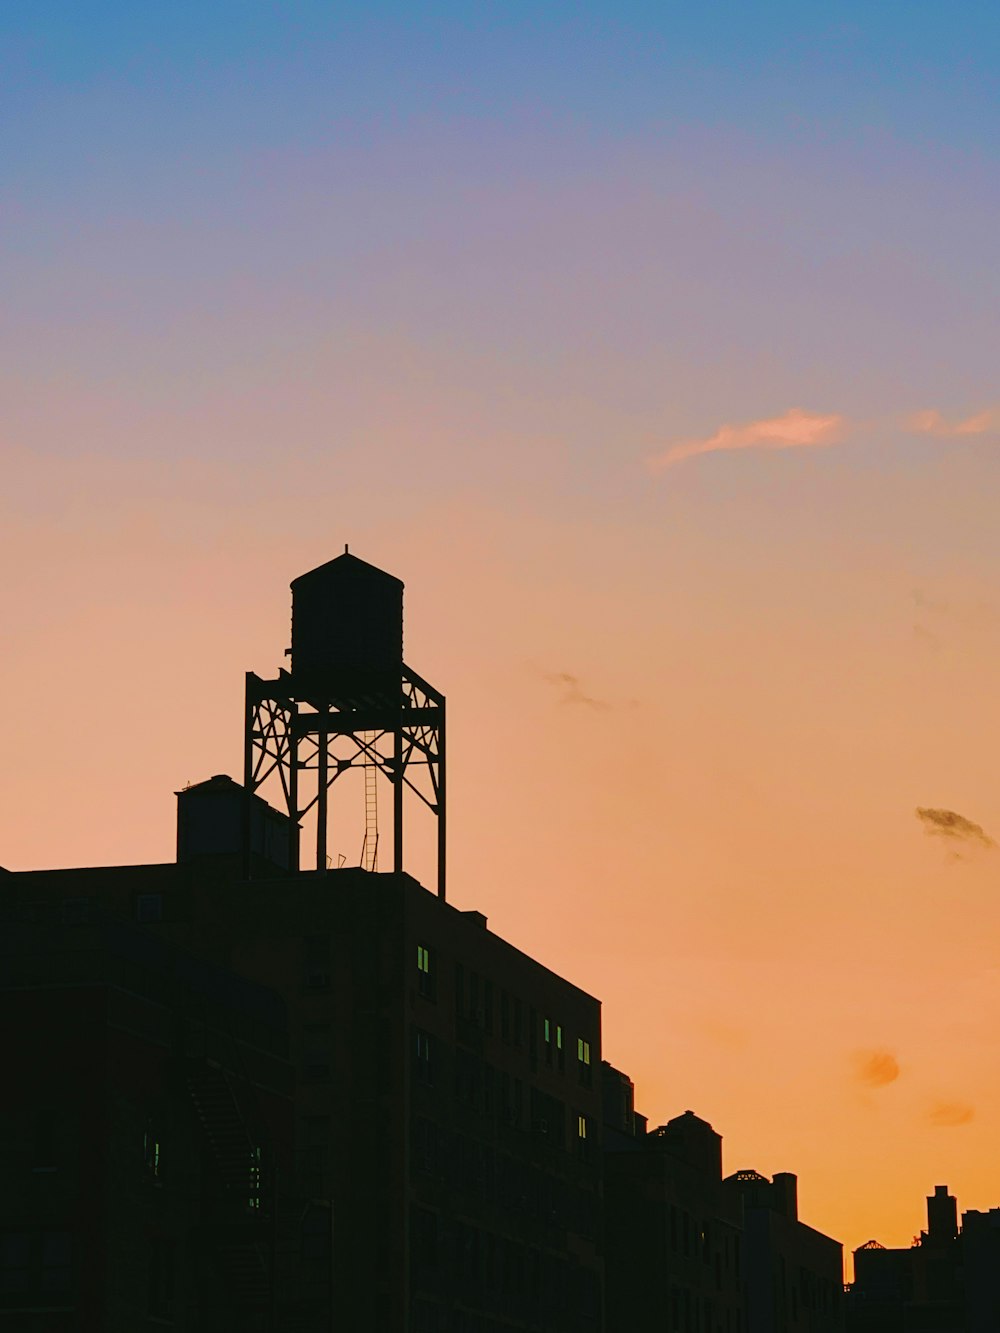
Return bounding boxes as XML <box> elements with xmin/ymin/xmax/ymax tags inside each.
<box><xmin>361</xmin><ymin>732</ymin><xmax>378</xmax><ymax>871</ymax></box>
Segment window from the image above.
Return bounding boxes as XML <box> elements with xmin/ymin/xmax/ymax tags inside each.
<box><xmin>302</xmin><ymin>1023</ymin><xmax>332</xmax><ymax>1081</ymax></box>
<box><xmin>412</xmin><ymin>1208</ymin><xmax>438</xmax><ymax>1271</ymax></box>
<box><xmin>543</xmin><ymin>1017</ymin><xmax>553</xmax><ymax>1066</ymax></box>
<box><xmin>41</xmin><ymin>1232</ymin><xmax>72</xmax><ymax>1293</ymax></box>
<box><xmin>576</xmin><ymin>1114</ymin><xmax>590</xmax><ymax>1161</ymax></box>
<box><xmin>301</xmin><ymin>1205</ymin><xmax>330</xmax><ymax>1261</ymax></box>
<box><xmin>416</xmin><ymin>945</ymin><xmax>435</xmax><ymax>999</ymax></box>
<box><xmin>500</xmin><ymin>991</ymin><xmax>510</xmax><ymax>1041</ymax></box>
<box><xmin>0</xmin><ymin>1233</ymin><xmax>30</xmax><ymax>1295</ymax></box>
<box><xmin>455</xmin><ymin>963</ymin><xmax>465</xmax><ymax>1017</ymax></box>
<box><xmin>414</xmin><ymin>1029</ymin><xmax>433</xmax><ymax>1085</ymax></box>
<box><xmin>144</xmin><ymin>1123</ymin><xmax>161</xmax><ymax>1180</ymax></box>
<box><xmin>248</xmin><ymin>1145</ymin><xmax>262</xmax><ymax>1210</ymax></box>
<box><xmin>148</xmin><ymin>1237</ymin><xmax>175</xmax><ymax>1319</ymax></box>
<box><xmin>577</xmin><ymin>1038</ymin><xmax>592</xmax><ymax>1085</ymax></box>
<box><xmin>135</xmin><ymin>893</ymin><xmax>163</xmax><ymax>924</ymax></box>
<box><xmin>484</xmin><ymin>981</ymin><xmax>493</xmax><ymax>1033</ymax></box>
<box><xmin>304</xmin><ymin>935</ymin><xmax>331</xmax><ymax>989</ymax></box>
<box><xmin>32</xmin><ymin>1112</ymin><xmax>56</xmax><ymax>1171</ymax></box>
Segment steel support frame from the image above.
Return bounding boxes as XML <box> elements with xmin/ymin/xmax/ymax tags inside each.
<box><xmin>243</xmin><ymin>667</ymin><xmax>446</xmax><ymax>897</ymax></box>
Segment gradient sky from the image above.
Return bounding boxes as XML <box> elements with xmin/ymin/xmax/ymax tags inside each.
<box><xmin>3</xmin><ymin>1</ymin><xmax>999</xmax><ymax>1262</ymax></box>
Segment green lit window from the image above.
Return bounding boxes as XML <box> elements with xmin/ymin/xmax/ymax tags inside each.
<box><xmin>544</xmin><ymin>1018</ymin><xmax>551</xmax><ymax>1042</ymax></box>
<box><xmin>577</xmin><ymin>1038</ymin><xmax>591</xmax><ymax>1065</ymax></box>
<box><xmin>416</xmin><ymin>945</ymin><xmax>435</xmax><ymax>999</ymax></box>
<box><xmin>556</xmin><ymin>1025</ymin><xmax>563</xmax><ymax>1050</ymax></box>
<box><xmin>144</xmin><ymin>1125</ymin><xmax>161</xmax><ymax>1180</ymax></box>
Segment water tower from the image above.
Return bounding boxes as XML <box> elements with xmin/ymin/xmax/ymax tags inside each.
<box><xmin>242</xmin><ymin>551</ymin><xmax>446</xmax><ymax>896</ymax></box>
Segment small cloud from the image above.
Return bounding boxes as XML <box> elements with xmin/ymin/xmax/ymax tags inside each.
<box><xmin>853</xmin><ymin>1050</ymin><xmax>900</xmax><ymax>1089</ymax></box>
<box><xmin>928</xmin><ymin>1101</ymin><xmax>974</xmax><ymax>1128</ymax></box>
<box><xmin>908</xmin><ymin>408</ymin><xmax>999</xmax><ymax>438</ymax></box>
<box><xmin>915</xmin><ymin>807</ymin><xmax>995</xmax><ymax>850</ymax></box>
<box><xmin>649</xmin><ymin>408</ymin><xmax>847</xmax><ymax>471</ymax></box>
<box><xmin>540</xmin><ymin>670</ymin><xmax>611</xmax><ymax>711</ymax></box>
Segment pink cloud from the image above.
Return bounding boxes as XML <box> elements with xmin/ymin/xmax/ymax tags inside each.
<box><xmin>649</xmin><ymin>408</ymin><xmax>846</xmax><ymax>470</ymax></box>
<box><xmin>908</xmin><ymin>408</ymin><xmax>999</xmax><ymax>437</ymax></box>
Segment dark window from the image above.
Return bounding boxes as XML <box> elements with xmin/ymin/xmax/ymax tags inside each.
<box><xmin>514</xmin><ymin>998</ymin><xmax>522</xmax><ymax>1046</ymax></box>
<box><xmin>455</xmin><ymin>963</ymin><xmax>465</xmax><ymax>1017</ymax></box>
<box><xmin>302</xmin><ymin>1205</ymin><xmax>330</xmax><ymax>1261</ymax></box>
<box><xmin>412</xmin><ymin>1208</ymin><xmax>438</xmax><ymax>1272</ymax></box>
<box><xmin>41</xmin><ymin>1232</ymin><xmax>72</xmax><ymax>1293</ymax></box>
<box><xmin>469</xmin><ymin>972</ymin><xmax>480</xmax><ymax>1023</ymax></box>
<box><xmin>32</xmin><ymin>1112</ymin><xmax>55</xmax><ymax>1170</ymax></box>
<box><xmin>136</xmin><ymin>893</ymin><xmax>163</xmax><ymax>924</ymax></box>
<box><xmin>148</xmin><ymin>1237</ymin><xmax>175</xmax><ymax>1319</ymax></box>
<box><xmin>302</xmin><ymin>1023</ymin><xmax>332</xmax><ymax>1081</ymax></box>
<box><xmin>0</xmin><ymin>1233</ymin><xmax>30</xmax><ymax>1294</ymax></box>
<box><xmin>484</xmin><ymin>981</ymin><xmax>493</xmax><ymax>1034</ymax></box>
<box><xmin>500</xmin><ymin>991</ymin><xmax>510</xmax><ymax>1041</ymax></box>
<box><xmin>414</xmin><ymin>1029</ymin><xmax>433</xmax><ymax>1085</ymax></box>
<box><xmin>304</xmin><ymin>934</ymin><xmax>331</xmax><ymax>989</ymax></box>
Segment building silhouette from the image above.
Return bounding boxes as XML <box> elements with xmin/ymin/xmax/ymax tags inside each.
<box><xmin>846</xmin><ymin>1186</ymin><xmax>1000</xmax><ymax>1332</ymax></box>
<box><xmin>0</xmin><ymin>552</ymin><xmax>847</xmax><ymax>1331</ymax></box>
<box><xmin>603</xmin><ymin>1066</ymin><xmax>843</xmax><ymax>1333</ymax></box>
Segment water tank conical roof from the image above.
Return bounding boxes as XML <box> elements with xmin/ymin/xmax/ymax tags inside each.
<box><xmin>290</xmin><ymin>551</ymin><xmax>404</xmax><ymax>704</ymax></box>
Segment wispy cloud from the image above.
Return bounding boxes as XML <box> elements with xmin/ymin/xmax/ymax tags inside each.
<box><xmin>648</xmin><ymin>402</ymin><xmax>997</xmax><ymax>473</ymax></box>
<box><xmin>908</xmin><ymin>408</ymin><xmax>999</xmax><ymax>438</ymax></box>
<box><xmin>540</xmin><ymin>670</ymin><xmax>612</xmax><ymax>711</ymax></box>
<box><xmin>649</xmin><ymin>408</ymin><xmax>846</xmax><ymax>471</ymax></box>
<box><xmin>852</xmin><ymin>1049</ymin><xmax>900</xmax><ymax>1089</ymax></box>
<box><xmin>915</xmin><ymin>807</ymin><xmax>995</xmax><ymax>851</ymax></box>
<box><xmin>928</xmin><ymin>1101</ymin><xmax>974</xmax><ymax>1128</ymax></box>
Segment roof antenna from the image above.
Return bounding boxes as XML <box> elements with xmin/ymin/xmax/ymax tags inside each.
<box><xmin>344</xmin><ymin>543</ymin><xmax>349</xmax><ymax>553</ymax></box>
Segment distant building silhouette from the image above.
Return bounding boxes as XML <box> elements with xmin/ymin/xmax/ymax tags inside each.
<box><xmin>724</xmin><ymin>1168</ymin><xmax>843</xmax><ymax>1332</ymax></box>
<box><xmin>1</xmin><ymin>552</ymin><xmax>846</xmax><ymax>1331</ymax></box>
<box><xmin>602</xmin><ymin>1063</ymin><xmax>843</xmax><ymax>1332</ymax></box>
<box><xmin>846</xmin><ymin>1186</ymin><xmax>1000</xmax><ymax>1332</ymax></box>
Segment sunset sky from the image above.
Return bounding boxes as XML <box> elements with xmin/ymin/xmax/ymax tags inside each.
<box><xmin>3</xmin><ymin>2</ymin><xmax>999</xmax><ymax>1260</ymax></box>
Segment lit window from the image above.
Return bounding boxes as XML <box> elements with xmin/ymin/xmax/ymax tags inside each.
<box><xmin>577</xmin><ymin>1038</ymin><xmax>591</xmax><ymax>1065</ymax></box>
<box><xmin>416</xmin><ymin>945</ymin><xmax>435</xmax><ymax>999</ymax></box>
<box><xmin>556</xmin><ymin>1025</ymin><xmax>563</xmax><ymax>1050</ymax></box>
<box><xmin>144</xmin><ymin>1124</ymin><xmax>161</xmax><ymax>1180</ymax></box>
<box><xmin>249</xmin><ymin>1146</ymin><xmax>262</xmax><ymax>1209</ymax></box>
<box><xmin>543</xmin><ymin>1018</ymin><xmax>551</xmax><ymax>1042</ymax></box>
<box><xmin>577</xmin><ymin>1115</ymin><xmax>588</xmax><ymax>1139</ymax></box>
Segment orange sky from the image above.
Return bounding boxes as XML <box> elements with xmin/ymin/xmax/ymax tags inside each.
<box><xmin>4</xmin><ymin>444</ymin><xmax>1000</xmax><ymax>1263</ymax></box>
<box><xmin>3</xmin><ymin>1</ymin><xmax>999</xmax><ymax>1269</ymax></box>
